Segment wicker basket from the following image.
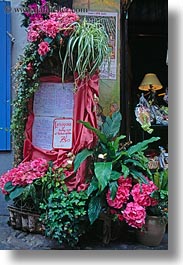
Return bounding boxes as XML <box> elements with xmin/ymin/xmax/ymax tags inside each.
<box><xmin>8</xmin><ymin>205</ymin><xmax>44</xmax><ymax>234</ymax></box>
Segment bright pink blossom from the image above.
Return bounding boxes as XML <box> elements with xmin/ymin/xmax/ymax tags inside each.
<box><xmin>106</xmin><ymin>176</ymin><xmax>132</xmax><ymax>209</ymax></box>
<box><xmin>0</xmin><ymin>158</ymin><xmax>48</xmax><ymax>194</ymax></box>
<box><xmin>38</xmin><ymin>41</ymin><xmax>50</xmax><ymax>56</ymax></box>
<box><xmin>123</xmin><ymin>202</ymin><xmax>146</xmax><ymax>229</ymax></box>
<box><xmin>131</xmin><ymin>179</ymin><xmax>158</xmax><ymax>207</ymax></box>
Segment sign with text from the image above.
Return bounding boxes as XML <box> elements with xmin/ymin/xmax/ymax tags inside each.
<box><xmin>52</xmin><ymin>118</ymin><xmax>73</xmax><ymax>149</ymax></box>
<box><xmin>32</xmin><ymin>82</ymin><xmax>74</xmax><ymax>150</ymax></box>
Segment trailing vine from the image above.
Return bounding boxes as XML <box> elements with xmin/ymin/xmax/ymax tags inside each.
<box><xmin>12</xmin><ymin>43</ymin><xmax>41</xmax><ymax>165</ymax></box>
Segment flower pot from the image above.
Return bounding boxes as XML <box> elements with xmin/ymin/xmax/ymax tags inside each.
<box><xmin>8</xmin><ymin>205</ymin><xmax>44</xmax><ymax>234</ymax></box>
<box><xmin>136</xmin><ymin>216</ymin><xmax>166</xmax><ymax>246</ymax></box>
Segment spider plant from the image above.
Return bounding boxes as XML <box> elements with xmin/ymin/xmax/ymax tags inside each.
<box><xmin>62</xmin><ymin>18</ymin><xmax>111</xmax><ymax>81</ymax></box>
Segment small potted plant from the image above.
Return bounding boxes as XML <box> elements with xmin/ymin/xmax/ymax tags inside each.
<box><xmin>136</xmin><ymin>167</ymin><xmax>168</xmax><ymax>246</ymax></box>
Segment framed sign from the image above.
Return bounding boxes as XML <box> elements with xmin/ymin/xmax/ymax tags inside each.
<box><xmin>52</xmin><ymin>118</ymin><xmax>73</xmax><ymax>149</ymax></box>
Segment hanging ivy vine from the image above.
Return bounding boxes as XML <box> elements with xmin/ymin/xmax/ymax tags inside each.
<box><xmin>12</xmin><ymin>43</ymin><xmax>41</xmax><ymax>165</ymax></box>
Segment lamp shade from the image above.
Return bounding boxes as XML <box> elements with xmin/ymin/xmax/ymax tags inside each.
<box><xmin>138</xmin><ymin>73</ymin><xmax>163</xmax><ymax>91</ymax></box>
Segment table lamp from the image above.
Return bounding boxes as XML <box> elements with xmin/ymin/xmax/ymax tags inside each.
<box><xmin>138</xmin><ymin>73</ymin><xmax>163</xmax><ymax>91</ymax></box>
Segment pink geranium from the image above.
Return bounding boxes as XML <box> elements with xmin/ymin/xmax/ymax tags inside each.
<box><xmin>123</xmin><ymin>202</ymin><xmax>146</xmax><ymax>229</ymax></box>
<box><xmin>38</xmin><ymin>41</ymin><xmax>50</xmax><ymax>56</ymax></box>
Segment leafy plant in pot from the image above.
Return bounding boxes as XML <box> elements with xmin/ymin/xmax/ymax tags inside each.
<box><xmin>74</xmin><ymin>120</ymin><xmax>160</xmax><ymax>242</ymax></box>
<box><xmin>136</xmin><ymin>167</ymin><xmax>168</xmax><ymax>246</ymax></box>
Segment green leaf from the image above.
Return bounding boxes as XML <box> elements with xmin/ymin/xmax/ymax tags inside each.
<box><xmin>4</xmin><ymin>181</ymin><xmax>15</xmax><ymax>192</ymax></box>
<box><xmin>94</xmin><ymin>162</ymin><xmax>112</xmax><ymax>191</ymax></box>
<box><xmin>9</xmin><ymin>186</ymin><xmax>24</xmax><ymax>200</ymax></box>
<box><xmin>44</xmin><ymin>37</ymin><xmax>53</xmax><ymax>44</ymax></box>
<box><xmin>130</xmin><ymin>169</ymin><xmax>148</xmax><ymax>184</ymax></box>
<box><xmin>74</xmin><ymin>149</ymin><xmax>94</xmax><ymax>172</ymax></box>
<box><xmin>87</xmin><ymin>178</ymin><xmax>98</xmax><ymax>196</ymax></box>
<box><xmin>127</xmin><ymin>137</ymin><xmax>160</xmax><ymax>156</ymax></box>
<box><xmin>109</xmin><ymin>181</ymin><xmax>118</xmax><ymax>200</ymax></box>
<box><xmin>110</xmin><ymin>171</ymin><xmax>121</xmax><ymax>181</ymax></box>
<box><xmin>5</xmin><ymin>194</ymin><xmax>11</xmax><ymax>201</ymax></box>
<box><xmin>124</xmin><ymin>158</ymin><xmax>147</xmax><ymax>170</ymax></box>
<box><xmin>121</xmin><ymin>164</ymin><xmax>130</xmax><ymax>178</ymax></box>
<box><xmin>88</xmin><ymin>196</ymin><xmax>102</xmax><ymax>224</ymax></box>
<box><xmin>113</xmin><ymin>135</ymin><xmax>126</xmax><ymax>152</ymax></box>
<box><xmin>78</xmin><ymin>120</ymin><xmax>108</xmax><ymax>144</ymax></box>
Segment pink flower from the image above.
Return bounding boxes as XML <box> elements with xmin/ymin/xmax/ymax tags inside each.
<box><xmin>123</xmin><ymin>202</ymin><xmax>146</xmax><ymax>229</ymax></box>
<box><xmin>40</xmin><ymin>18</ymin><xmax>60</xmax><ymax>38</ymax></box>
<box><xmin>38</xmin><ymin>41</ymin><xmax>50</xmax><ymax>56</ymax></box>
<box><xmin>0</xmin><ymin>158</ymin><xmax>48</xmax><ymax>194</ymax></box>
<box><xmin>106</xmin><ymin>176</ymin><xmax>132</xmax><ymax>209</ymax></box>
<box><xmin>131</xmin><ymin>179</ymin><xmax>158</xmax><ymax>207</ymax></box>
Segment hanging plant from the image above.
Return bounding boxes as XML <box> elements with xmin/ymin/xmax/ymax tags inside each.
<box><xmin>62</xmin><ymin>18</ymin><xmax>110</xmax><ymax>81</ymax></box>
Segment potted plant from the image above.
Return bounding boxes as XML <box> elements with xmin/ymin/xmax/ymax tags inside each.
<box><xmin>0</xmin><ymin>159</ymin><xmax>89</xmax><ymax>247</ymax></box>
<box><xmin>74</xmin><ymin>120</ymin><xmax>161</xmax><ymax>243</ymax></box>
<box><xmin>136</xmin><ymin>167</ymin><xmax>168</xmax><ymax>246</ymax></box>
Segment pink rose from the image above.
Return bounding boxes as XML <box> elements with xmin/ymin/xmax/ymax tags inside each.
<box><xmin>38</xmin><ymin>41</ymin><xmax>50</xmax><ymax>56</ymax></box>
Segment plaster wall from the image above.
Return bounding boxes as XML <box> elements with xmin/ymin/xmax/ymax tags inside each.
<box><xmin>0</xmin><ymin>0</ymin><xmax>26</xmax><ymax>175</ymax></box>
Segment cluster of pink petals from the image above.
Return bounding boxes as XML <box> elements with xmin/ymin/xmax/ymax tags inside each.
<box><xmin>24</xmin><ymin>1</ymin><xmax>48</xmax><ymax>22</ymax></box>
<box><xmin>123</xmin><ymin>202</ymin><xmax>146</xmax><ymax>229</ymax></box>
<box><xmin>106</xmin><ymin>175</ymin><xmax>159</xmax><ymax>229</ymax></box>
<box><xmin>131</xmin><ymin>179</ymin><xmax>158</xmax><ymax>207</ymax></box>
<box><xmin>38</xmin><ymin>41</ymin><xmax>50</xmax><ymax>56</ymax></box>
<box><xmin>27</xmin><ymin>8</ymin><xmax>79</xmax><ymax>44</ymax></box>
<box><xmin>106</xmin><ymin>176</ymin><xmax>132</xmax><ymax>209</ymax></box>
<box><xmin>0</xmin><ymin>158</ymin><xmax>48</xmax><ymax>194</ymax></box>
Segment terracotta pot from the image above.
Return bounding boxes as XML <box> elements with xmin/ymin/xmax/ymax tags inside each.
<box><xmin>136</xmin><ymin>216</ymin><xmax>166</xmax><ymax>246</ymax></box>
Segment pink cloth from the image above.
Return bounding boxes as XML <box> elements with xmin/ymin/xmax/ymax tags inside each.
<box><xmin>23</xmin><ymin>73</ymin><xmax>99</xmax><ymax>190</ymax></box>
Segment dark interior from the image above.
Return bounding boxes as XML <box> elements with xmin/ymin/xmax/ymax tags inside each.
<box><xmin>124</xmin><ymin>0</ymin><xmax>168</xmax><ymax>150</ymax></box>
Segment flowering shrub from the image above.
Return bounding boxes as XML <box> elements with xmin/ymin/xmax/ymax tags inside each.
<box><xmin>106</xmin><ymin>176</ymin><xmax>158</xmax><ymax>229</ymax></box>
<box><xmin>0</xmin><ymin>158</ymin><xmax>48</xmax><ymax>196</ymax></box>
<box><xmin>27</xmin><ymin>8</ymin><xmax>79</xmax><ymax>59</ymax></box>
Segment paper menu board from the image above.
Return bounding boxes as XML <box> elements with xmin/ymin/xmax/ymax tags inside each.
<box><xmin>32</xmin><ymin>116</ymin><xmax>54</xmax><ymax>150</ymax></box>
<box><xmin>52</xmin><ymin>118</ymin><xmax>73</xmax><ymax>149</ymax></box>
<box><xmin>32</xmin><ymin>82</ymin><xmax>74</xmax><ymax>150</ymax></box>
<box><xmin>33</xmin><ymin>82</ymin><xmax>74</xmax><ymax>117</ymax></box>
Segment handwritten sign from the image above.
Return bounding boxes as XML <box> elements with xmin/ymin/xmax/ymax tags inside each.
<box><xmin>33</xmin><ymin>82</ymin><xmax>74</xmax><ymax>117</ymax></box>
<box><xmin>32</xmin><ymin>82</ymin><xmax>74</xmax><ymax>150</ymax></box>
<box><xmin>32</xmin><ymin>116</ymin><xmax>54</xmax><ymax>150</ymax></box>
<box><xmin>52</xmin><ymin>118</ymin><xmax>73</xmax><ymax>149</ymax></box>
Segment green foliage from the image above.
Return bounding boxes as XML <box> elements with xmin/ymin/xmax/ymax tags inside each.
<box><xmin>11</xmin><ymin>42</ymin><xmax>41</xmax><ymax>165</ymax></box>
<box><xmin>62</xmin><ymin>18</ymin><xmax>110</xmax><ymax>81</ymax></box>
<box><xmin>148</xmin><ymin>168</ymin><xmax>168</xmax><ymax>222</ymax></box>
<box><xmin>74</xmin><ymin>121</ymin><xmax>160</xmax><ymax>224</ymax></box>
<box><xmin>39</xmin><ymin>187</ymin><xmax>88</xmax><ymax>247</ymax></box>
<box><xmin>10</xmin><ymin>165</ymin><xmax>65</xmax><ymax>213</ymax></box>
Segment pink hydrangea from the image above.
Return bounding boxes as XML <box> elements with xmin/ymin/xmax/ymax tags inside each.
<box><xmin>106</xmin><ymin>176</ymin><xmax>132</xmax><ymax>209</ymax></box>
<box><xmin>123</xmin><ymin>202</ymin><xmax>146</xmax><ymax>229</ymax></box>
<box><xmin>131</xmin><ymin>179</ymin><xmax>158</xmax><ymax>207</ymax></box>
<box><xmin>38</xmin><ymin>41</ymin><xmax>50</xmax><ymax>56</ymax></box>
<box><xmin>40</xmin><ymin>18</ymin><xmax>60</xmax><ymax>38</ymax></box>
<box><xmin>0</xmin><ymin>158</ymin><xmax>48</xmax><ymax>194</ymax></box>
<box><xmin>27</xmin><ymin>20</ymin><xmax>42</xmax><ymax>42</ymax></box>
